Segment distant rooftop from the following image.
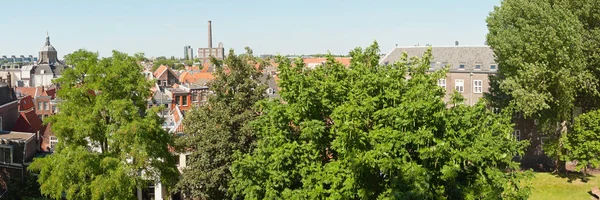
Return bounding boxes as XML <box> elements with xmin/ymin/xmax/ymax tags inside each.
<box><xmin>0</xmin><ymin>131</ymin><xmax>35</xmax><ymax>143</ymax></box>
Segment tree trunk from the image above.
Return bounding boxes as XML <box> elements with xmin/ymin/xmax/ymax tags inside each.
<box><xmin>555</xmin><ymin>120</ymin><xmax>568</xmax><ymax>173</ymax></box>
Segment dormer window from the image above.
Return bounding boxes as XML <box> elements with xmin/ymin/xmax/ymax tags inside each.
<box><xmin>266</xmin><ymin>88</ymin><xmax>274</xmax><ymax>94</ymax></box>
<box><xmin>475</xmin><ymin>64</ymin><xmax>481</xmax><ymax>70</ymax></box>
<box><xmin>490</xmin><ymin>64</ymin><xmax>497</xmax><ymax>70</ymax></box>
<box><xmin>40</xmin><ymin>70</ymin><xmax>45</xmax><ymax>74</ymax></box>
<box><xmin>459</xmin><ymin>64</ymin><xmax>465</xmax><ymax>70</ymax></box>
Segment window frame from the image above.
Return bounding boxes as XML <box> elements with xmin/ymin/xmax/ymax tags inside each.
<box><xmin>438</xmin><ymin>79</ymin><xmax>446</xmax><ymax>89</ymax></box>
<box><xmin>0</xmin><ymin>145</ymin><xmax>12</xmax><ymax>164</ymax></box>
<box><xmin>455</xmin><ymin>79</ymin><xmax>464</xmax><ymax>93</ymax></box>
<box><xmin>182</xmin><ymin>95</ymin><xmax>188</xmax><ymax>106</ymax></box>
<box><xmin>513</xmin><ymin>130</ymin><xmax>521</xmax><ymax>141</ymax></box>
<box><xmin>473</xmin><ymin>80</ymin><xmax>483</xmax><ymax>93</ymax></box>
<box><xmin>49</xmin><ymin>136</ymin><xmax>58</xmax><ymax>149</ymax></box>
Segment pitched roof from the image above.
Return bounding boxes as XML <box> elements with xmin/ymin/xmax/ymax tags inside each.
<box><xmin>303</xmin><ymin>57</ymin><xmax>351</xmax><ymax>67</ymax></box>
<box><xmin>379</xmin><ymin>46</ymin><xmax>496</xmax><ymax>71</ymax></box>
<box><xmin>12</xmin><ymin>110</ymin><xmax>43</xmax><ymax>133</ymax></box>
<box><xmin>178</xmin><ymin>71</ymin><xmax>192</xmax><ymax>83</ymax></box>
<box><xmin>18</xmin><ymin>95</ymin><xmax>35</xmax><ymax>111</ymax></box>
<box><xmin>15</xmin><ymin>86</ymin><xmax>56</xmax><ymax>99</ymax></box>
<box><xmin>153</xmin><ymin>65</ymin><xmax>169</xmax><ymax>78</ymax></box>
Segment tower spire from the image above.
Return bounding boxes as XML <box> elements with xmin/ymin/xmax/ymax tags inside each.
<box><xmin>45</xmin><ymin>31</ymin><xmax>50</xmax><ymax>46</ymax></box>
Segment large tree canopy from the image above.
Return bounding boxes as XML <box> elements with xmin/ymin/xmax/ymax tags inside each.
<box><xmin>29</xmin><ymin>50</ymin><xmax>178</xmax><ymax>200</ymax></box>
<box><xmin>229</xmin><ymin>43</ymin><xmax>530</xmax><ymax>199</ymax></box>
<box><xmin>486</xmin><ymin>0</ymin><xmax>600</xmax><ymax>170</ymax></box>
<box><xmin>174</xmin><ymin>48</ymin><xmax>268</xmax><ymax>199</ymax></box>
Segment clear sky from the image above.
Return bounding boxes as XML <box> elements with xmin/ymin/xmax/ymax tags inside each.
<box><xmin>0</xmin><ymin>0</ymin><xmax>500</xmax><ymax>58</ymax></box>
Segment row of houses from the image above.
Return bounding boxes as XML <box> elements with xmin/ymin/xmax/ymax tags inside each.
<box><xmin>0</xmin><ymin>78</ymin><xmax>59</xmax><ymax>183</ymax></box>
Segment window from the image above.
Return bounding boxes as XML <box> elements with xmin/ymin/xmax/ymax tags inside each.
<box><xmin>52</xmin><ymin>105</ymin><xmax>56</xmax><ymax>112</ymax></box>
<box><xmin>201</xmin><ymin>93</ymin><xmax>208</xmax><ymax>102</ymax></box>
<box><xmin>266</xmin><ymin>88</ymin><xmax>274</xmax><ymax>94</ymax></box>
<box><xmin>513</xmin><ymin>130</ymin><xmax>521</xmax><ymax>141</ymax></box>
<box><xmin>437</xmin><ymin>79</ymin><xmax>446</xmax><ymax>89</ymax></box>
<box><xmin>455</xmin><ymin>79</ymin><xmax>464</xmax><ymax>92</ymax></box>
<box><xmin>459</xmin><ymin>64</ymin><xmax>465</xmax><ymax>69</ymax></box>
<box><xmin>492</xmin><ymin>107</ymin><xmax>500</xmax><ymax>114</ymax></box>
<box><xmin>192</xmin><ymin>92</ymin><xmax>199</xmax><ymax>102</ymax></box>
<box><xmin>162</xmin><ymin>80</ymin><xmax>167</xmax><ymax>86</ymax></box>
<box><xmin>473</xmin><ymin>80</ymin><xmax>483</xmax><ymax>93</ymax></box>
<box><xmin>49</xmin><ymin>136</ymin><xmax>58</xmax><ymax>149</ymax></box>
<box><xmin>0</xmin><ymin>146</ymin><xmax>12</xmax><ymax>164</ymax></box>
<box><xmin>38</xmin><ymin>102</ymin><xmax>42</xmax><ymax>110</ymax></box>
<box><xmin>44</xmin><ymin>102</ymin><xmax>49</xmax><ymax>110</ymax></box>
<box><xmin>182</xmin><ymin>96</ymin><xmax>188</xmax><ymax>106</ymax></box>
<box><xmin>490</xmin><ymin>64</ymin><xmax>497</xmax><ymax>70</ymax></box>
<box><xmin>475</xmin><ymin>64</ymin><xmax>481</xmax><ymax>70</ymax></box>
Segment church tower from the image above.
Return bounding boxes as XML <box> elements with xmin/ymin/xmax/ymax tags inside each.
<box><xmin>38</xmin><ymin>32</ymin><xmax>60</xmax><ymax>65</ymax></box>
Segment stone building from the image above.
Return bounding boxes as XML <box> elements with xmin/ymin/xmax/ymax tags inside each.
<box><xmin>0</xmin><ymin>33</ymin><xmax>67</xmax><ymax>87</ymax></box>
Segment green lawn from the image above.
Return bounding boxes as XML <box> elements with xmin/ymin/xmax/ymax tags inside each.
<box><xmin>530</xmin><ymin>172</ymin><xmax>600</xmax><ymax>200</ymax></box>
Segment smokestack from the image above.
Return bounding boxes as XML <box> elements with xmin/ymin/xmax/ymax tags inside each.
<box><xmin>208</xmin><ymin>20</ymin><xmax>212</xmax><ymax>49</ymax></box>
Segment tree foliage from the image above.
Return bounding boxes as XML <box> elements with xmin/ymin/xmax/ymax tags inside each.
<box><xmin>174</xmin><ymin>47</ymin><xmax>268</xmax><ymax>199</ymax></box>
<box><xmin>133</xmin><ymin>52</ymin><xmax>147</xmax><ymax>62</ymax></box>
<box><xmin>29</xmin><ymin>50</ymin><xmax>178</xmax><ymax>200</ymax></box>
<box><xmin>563</xmin><ymin>109</ymin><xmax>600</xmax><ymax>174</ymax></box>
<box><xmin>230</xmin><ymin>43</ymin><xmax>531</xmax><ymax>199</ymax></box>
<box><xmin>486</xmin><ymin>0</ymin><xmax>600</xmax><ymax>170</ymax></box>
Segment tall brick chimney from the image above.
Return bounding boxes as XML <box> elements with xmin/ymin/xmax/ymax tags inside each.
<box><xmin>208</xmin><ymin>20</ymin><xmax>213</xmax><ymax>49</ymax></box>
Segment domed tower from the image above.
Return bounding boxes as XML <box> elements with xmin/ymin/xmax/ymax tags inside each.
<box><xmin>37</xmin><ymin>32</ymin><xmax>61</xmax><ymax>65</ymax></box>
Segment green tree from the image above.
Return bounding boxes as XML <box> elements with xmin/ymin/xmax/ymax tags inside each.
<box><xmin>563</xmin><ymin>109</ymin><xmax>600</xmax><ymax>176</ymax></box>
<box><xmin>486</xmin><ymin>0</ymin><xmax>600</xmax><ymax>171</ymax></box>
<box><xmin>174</xmin><ymin>47</ymin><xmax>268</xmax><ymax>199</ymax></box>
<box><xmin>230</xmin><ymin>43</ymin><xmax>531</xmax><ymax>199</ymax></box>
<box><xmin>183</xmin><ymin>60</ymin><xmax>193</xmax><ymax>67</ymax></box>
<box><xmin>174</xmin><ymin>63</ymin><xmax>185</xmax><ymax>70</ymax></box>
<box><xmin>133</xmin><ymin>52</ymin><xmax>147</xmax><ymax>62</ymax></box>
<box><xmin>29</xmin><ymin>50</ymin><xmax>179</xmax><ymax>200</ymax></box>
<box><xmin>152</xmin><ymin>59</ymin><xmax>176</xmax><ymax>71</ymax></box>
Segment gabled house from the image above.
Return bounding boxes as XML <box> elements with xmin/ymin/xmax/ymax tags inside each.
<box><xmin>11</xmin><ymin>96</ymin><xmax>43</xmax><ymax>135</ymax></box>
<box><xmin>15</xmin><ymin>86</ymin><xmax>58</xmax><ymax>121</ymax></box>
<box><xmin>153</xmin><ymin>65</ymin><xmax>179</xmax><ymax>88</ymax></box>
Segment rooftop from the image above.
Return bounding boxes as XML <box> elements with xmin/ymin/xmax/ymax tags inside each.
<box><xmin>0</xmin><ymin>131</ymin><xmax>35</xmax><ymax>143</ymax></box>
<box><xmin>380</xmin><ymin>46</ymin><xmax>497</xmax><ymax>71</ymax></box>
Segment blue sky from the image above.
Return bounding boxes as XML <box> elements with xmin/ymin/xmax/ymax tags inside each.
<box><xmin>0</xmin><ymin>0</ymin><xmax>500</xmax><ymax>58</ymax></box>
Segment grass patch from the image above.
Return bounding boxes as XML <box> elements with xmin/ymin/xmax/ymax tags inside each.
<box><xmin>530</xmin><ymin>172</ymin><xmax>600</xmax><ymax>200</ymax></box>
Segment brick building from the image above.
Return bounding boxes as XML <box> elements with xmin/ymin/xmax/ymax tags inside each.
<box><xmin>0</xmin><ymin>82</ymin><xmax>18</xmax><ymax>131</ymax></box>
<box><xmin>380</xmin><ymin>45</ymin><xmax>548</xmax><ymax>168</ymax></box>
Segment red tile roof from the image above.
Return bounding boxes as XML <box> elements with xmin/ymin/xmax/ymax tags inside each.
<box><xmin>153</xmin><ymin>65</ymin><xmax>169</xmax><ymax>78</ymax></box>
<box><xmin>18</xmin><ymin>95</ymin><xmax>35</xmax><ymax>111</ymax></box>
<box><xmin>302</xmin><ymin>57</ymin><xmax>351</xmax><ymax>67</ymax></box>
<box><xmin>12</xmin><ymin>110</ymin><xmax>43</xmax><ymax>133</ymax></box>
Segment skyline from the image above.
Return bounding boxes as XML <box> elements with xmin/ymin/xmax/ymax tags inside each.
<box><xmin>0</xmin><ymin>0</ymin><xmax>500</xmax><ymax>58</ymax></box>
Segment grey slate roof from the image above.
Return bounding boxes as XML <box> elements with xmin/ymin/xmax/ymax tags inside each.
<box><xmin>380</xmin><ymin>46</ymin><xmax>497</xmax><ymax>71</ymax></box>
<box><xmin>33</xmin><ymin>64</ymin><xmax>67</xmax><ymax>76</ymax></box>
<box><xmin>260</xmin><ymin>72</ymin><xmax>278</xmax><ymax>98</ymax></box>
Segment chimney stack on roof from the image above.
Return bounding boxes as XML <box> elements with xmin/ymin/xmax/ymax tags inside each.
<box><xmin>208</xmin><ymin>20</ymin><xmax>213</xmax><ymax>49</ymax></box>
<box><xmin>455</xmin><ymin>41</ymin><xmax>459</xmax><ymax>46</ymax></box>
